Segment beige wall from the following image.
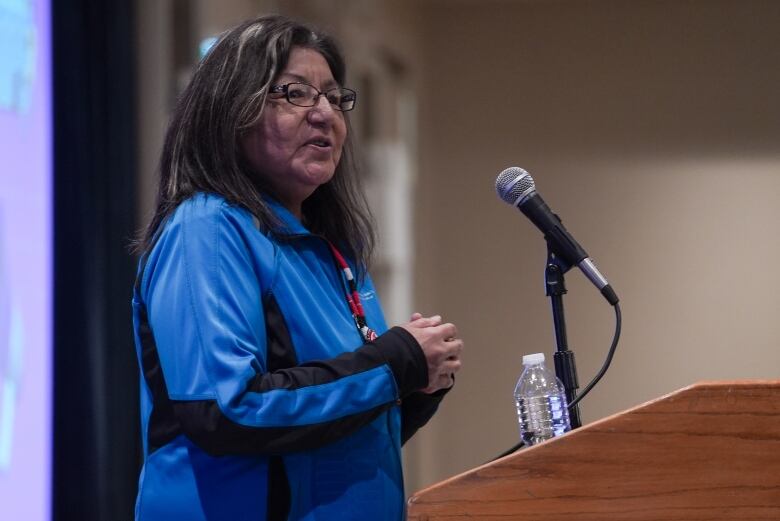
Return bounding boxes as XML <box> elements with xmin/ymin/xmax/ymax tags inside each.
<box><xmin>135</xmin><ymin>0</ymin><xmax>780</xmax><ymax>499</ymax></box>
<box><xmin>407</xmin><ymin>0</ymin><xmax>780</xmax><ymax>492</ymax></box>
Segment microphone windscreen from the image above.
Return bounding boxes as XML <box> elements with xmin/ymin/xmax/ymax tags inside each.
<box><xmin>495</xmin><ymin>167</ymin><xmax>536</xmax><ymax>207</ymax></box>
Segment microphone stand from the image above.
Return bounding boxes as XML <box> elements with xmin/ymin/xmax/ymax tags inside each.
<box><xmin>544</xmin><ymin>244</ymin><xmax>582</xmax><ymax>429</ymax></box>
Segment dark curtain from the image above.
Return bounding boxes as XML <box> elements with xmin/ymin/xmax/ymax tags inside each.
<box><xmin>53</xmin><ymin>1</ymin><xmax>140</xmax><ymax>519</ymax></box>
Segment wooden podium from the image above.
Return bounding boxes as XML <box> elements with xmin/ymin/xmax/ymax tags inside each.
<box><xmin>407</xmin><ymin>380</ymin><xmax>780</xmax><ymax>520</ymax></box>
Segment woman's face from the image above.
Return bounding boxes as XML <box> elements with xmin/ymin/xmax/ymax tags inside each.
<box><xmin>241</xmin><ymin>47</ymin><xmax>347</xmax><ymax>216</ymax></box>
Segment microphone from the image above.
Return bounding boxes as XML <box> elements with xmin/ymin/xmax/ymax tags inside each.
<box><xmin>495</xmin><ymin>166</ymin><xmax>619</xmax><ymax>305</ymax></box>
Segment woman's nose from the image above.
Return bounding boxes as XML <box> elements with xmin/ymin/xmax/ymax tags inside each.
<box><xmin>307</xmin><ymin>95</ymin><xmax>338</xmax><ymax>125</ymax></box>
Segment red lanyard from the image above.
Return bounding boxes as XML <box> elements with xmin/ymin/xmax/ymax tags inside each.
<box><xmin>327</xmin><ymin>242</ymin><xmax>378</xmax><ymax>343</ymax></box>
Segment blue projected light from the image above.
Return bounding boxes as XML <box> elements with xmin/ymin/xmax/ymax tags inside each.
<box><xmin>0</xmin><ymin>214</ymin><xmax>19</xmax><ymax>472</ymax></box>
<box><xmin>0</xmin><ymin>0</ymin><xmax>36</xmax><ymax>113</ymax></box>
<box><xmin>0</xmin><ymin>0</ymin><xmax>51</xmax><ymax>518</ymax></box>
<box><xmin>0</xmin><ymin>302</ymin><xmax>23</xmax><ymax>472</ymax></box>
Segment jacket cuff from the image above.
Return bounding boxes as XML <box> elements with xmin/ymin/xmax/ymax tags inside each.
<box><xmin>370</xmin><ymin>326</ymin><xmax>428</xmax><ymax>397</ymax></box>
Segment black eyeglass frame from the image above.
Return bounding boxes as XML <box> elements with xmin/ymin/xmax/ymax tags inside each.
<box><xmin>269</xmin><ymin>82</ymin><xmax>357</xmax><ymax>112</ymax></box>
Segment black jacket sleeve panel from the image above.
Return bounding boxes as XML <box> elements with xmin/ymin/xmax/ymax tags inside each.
<box><xmin>169</xmin><ymin>327</ymin><xmax>429</xmax><ymax>457</ymax></box>
<box><xmin>172</xmin><ymin>399</ymin><xmax>392</xmax><ymax>456</ymax></box>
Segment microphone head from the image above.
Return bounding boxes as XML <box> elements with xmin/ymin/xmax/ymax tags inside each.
<box><xmin>495</xmin><ymin>167</ymin><xmax>536</xmax><ymax>207</ymax></box>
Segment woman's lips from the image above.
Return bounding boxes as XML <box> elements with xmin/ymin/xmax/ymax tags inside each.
<box><xmin>303</xmin><ymin>143</ymin><xmax>333</xmax><ymax>157</ymax></box>
<box><xmin>304</xmin><ymin>137</ymin><xmax>332</xmax><ymax>148</ymax></box>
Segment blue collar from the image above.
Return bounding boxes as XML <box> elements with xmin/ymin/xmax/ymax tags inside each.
<box><xmin>263</xmin><ymin>197</ymin><xmax>311</xmax><ymax>236</ymax></box>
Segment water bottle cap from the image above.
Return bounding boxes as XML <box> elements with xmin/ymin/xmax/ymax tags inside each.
<box><xmin>522</xmin><ymin>352</ymin><xmax>545</xmax><ymax>366</ymax></box>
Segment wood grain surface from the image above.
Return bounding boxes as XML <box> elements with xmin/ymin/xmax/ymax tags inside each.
<box><xmin>407</xmin><ymin>380</ymin><xmax>780</xmax><ymax>520</ymax></box>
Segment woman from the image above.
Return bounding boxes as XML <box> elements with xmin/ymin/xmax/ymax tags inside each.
<box><xmin>132</xmin><ymin>15</ymin><xmax>463</xmax><ymax>521</ymax></box>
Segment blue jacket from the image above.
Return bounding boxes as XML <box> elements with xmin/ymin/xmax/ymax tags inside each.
<box><xmin>132</xmin><ymin>194</ymin><xmax>445</xmax><ymax>520</ymax></box>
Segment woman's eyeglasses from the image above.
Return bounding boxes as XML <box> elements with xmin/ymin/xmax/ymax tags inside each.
<box><xmin>269</xmin><ymin>82</ymin><xmax>357</xmax><ymax>112</ymax></box>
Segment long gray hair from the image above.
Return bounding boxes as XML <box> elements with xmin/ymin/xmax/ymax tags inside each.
<box><xmin>136</xmin><ymin>15</ymin><xmax>374</xmax><ymax>272</ymax></box>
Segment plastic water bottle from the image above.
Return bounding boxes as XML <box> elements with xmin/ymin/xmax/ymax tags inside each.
<box><xmin>514</xmin><ymin>352</ymin><xmax>571</xmax><ymax>445</ymax></box>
